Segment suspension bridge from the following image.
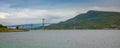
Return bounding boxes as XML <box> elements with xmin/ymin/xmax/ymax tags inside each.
<box><xmin>6</xmin><ymin>18</ymin><xmax>56</xmax><ymax>29</ymax></box>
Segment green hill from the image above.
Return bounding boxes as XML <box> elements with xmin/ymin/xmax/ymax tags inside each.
<box><xmin>44</xmin><ymin>10</ymin><xmax>120</xmax><ymax>29</ymax></box>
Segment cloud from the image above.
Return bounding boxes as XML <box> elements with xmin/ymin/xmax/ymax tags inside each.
<box><xmin>0</xmin><ymin>8</ymin><xmax>82</xmax><ymax>25</ymax></box>
<box><xmin>89</xmin><ymin>6</ymin><xmax>120</xmax><ymax>12</ymax></box>
<box><xmin>0</xmin><ymin>12</ymin><xmax>9</xmax><ymax>19</ymax></box>
<box><xmin>0</xmin><ymin>6</ymin><xmax>120</xmax><ymax>25</ymax></box>
<box><xmin>8</xmin><ymin>8</ymin><xmax>79</xmax><ymax>19</ymax></box>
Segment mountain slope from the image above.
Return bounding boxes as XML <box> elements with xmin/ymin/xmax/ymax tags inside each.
<box><xmin>44</xmin><ymin>10</ymin><xmax>120</xmax><ymax>29</ymax></box>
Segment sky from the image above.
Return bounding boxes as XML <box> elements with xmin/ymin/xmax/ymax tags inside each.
<box><xmin>0</xmin><ymin>0</ymin><xmax>120</xmax><ymax>25</ymax></box>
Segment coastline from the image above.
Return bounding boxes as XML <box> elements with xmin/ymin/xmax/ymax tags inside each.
<box><xmin>0</xmin><ymin>30</ymin><xmax>29</xmax><ymax>32</ymax></box>
<box><xmin>0</xmin><ymin>28</ymin><xmax>29</xmax><ymax>32</ymax></box>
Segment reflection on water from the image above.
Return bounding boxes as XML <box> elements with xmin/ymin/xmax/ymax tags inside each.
<box><xmin>0</xmin><ymin>30</ymin><xmax>120</xmax><ymax>48</ymax></box>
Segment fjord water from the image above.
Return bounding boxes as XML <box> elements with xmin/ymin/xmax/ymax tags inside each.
<box><xmin>0</xmin><ymin>30</ymin><xmax>120</xmax><ymax>48</ymax></box>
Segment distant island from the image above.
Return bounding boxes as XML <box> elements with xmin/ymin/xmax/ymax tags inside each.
<box><xmin>0</xmin><ymin>24</ymin><xmax>28</xmax><ymax>32</ymax></box>
<box><xmin>43</xmin><ymin>10</ymin><xmax>120</xmax><ymax>29</ymax></box>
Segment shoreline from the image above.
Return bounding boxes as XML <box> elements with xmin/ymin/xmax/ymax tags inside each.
<box><xmin>0</xmin><ymin>30</ymin><xmax>29</xmax><ymax>32</ymax></box>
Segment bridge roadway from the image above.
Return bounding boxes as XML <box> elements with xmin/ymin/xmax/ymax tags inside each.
<box><xmin>6</xmin><ymin>23</ymin><xmax>55</xmax><ymax>29</ymax></box>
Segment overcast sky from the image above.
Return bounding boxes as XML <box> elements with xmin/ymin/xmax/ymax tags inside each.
<box><xmin>0</xmin><ymin>0</ymin><xmax>120</xmax><ymax>25</ymax></box>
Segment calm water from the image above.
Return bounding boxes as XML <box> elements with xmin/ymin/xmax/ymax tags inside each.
<box><xmin>0</xmin><ymin>30</ymin><xmax>120</xmax><ymax>48</ymax></box>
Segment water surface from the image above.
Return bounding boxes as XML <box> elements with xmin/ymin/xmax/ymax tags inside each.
<box><xmin>0</xmin><ymin>30</ymin><xmax>120</xmax><ymax>48</ymax></box>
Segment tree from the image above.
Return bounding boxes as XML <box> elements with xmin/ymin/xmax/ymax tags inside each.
<box><xmin>16</xmin><ymin>26</ymin><xmax>19</xmax><ymax>29</ymax></box>
<box><xmin>0</xmin><ymin>24</ymin><xmax>7</xmax><ymax>28</ymax></box>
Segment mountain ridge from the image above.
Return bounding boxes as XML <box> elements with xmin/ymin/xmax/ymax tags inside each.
<box><xmin>44</xmin><ymin>10</ymin><xmax>120</xmax><ymax>29</ymax></box>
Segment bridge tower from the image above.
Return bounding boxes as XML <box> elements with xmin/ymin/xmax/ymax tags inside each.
<box><xmin>42</xmin><ymin>18</ymin><xmax>45</xmax><ymax>29</ymax></box>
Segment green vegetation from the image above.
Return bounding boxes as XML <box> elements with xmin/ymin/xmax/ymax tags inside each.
<box><xmin>44</xmin><ymin>10</ymin><xmax>120</xmax><ymax>29</ymax></box>
<box><xmin>0</xmin><ymin>24</ymin><xmax>28</xmax><ymax>32</ymax></box>
<box><xmin>0</xmin><ymin>24</ymin><xmax>7</xmax><ymax>28</ymax></box>
<box><xmin>0</xmin><ymin>24</ymin><xmax>8</xmax><ymax>32</ymax></box>
<box><xmin>0</xmin><ymin>28</ymin><xmax>19</xmax><ymax>32</ymax></box>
